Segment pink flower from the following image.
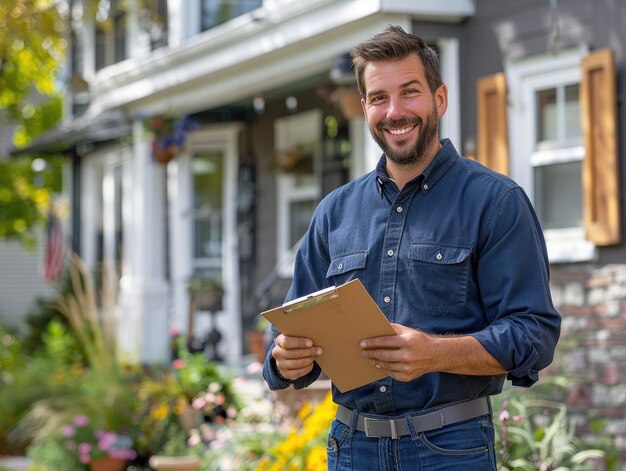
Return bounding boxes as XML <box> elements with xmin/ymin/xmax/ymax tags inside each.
<box><xmin>62</xmin><ymin>425</ymin><xmax>75</xmax><ymax>437</ymax></box>
<box><xmin>74</xmin><ymin>415</ymin><xmax>90</xmax><ymax>426</ymax></box>
<box><xmin>499</xmin><ymin>410</ymin><xmax>510</xmax><ymax>422</ymax></box>
<box><xmin>97</xmin><ymin>431</ymin><xmax>117</xmax><ymax>451</ymax></box>
<box><xmin>172</xmin><ymin>359</ymin><xmax>185</xmax><ymax>369</ymax></box>
<box><xmin>79</xmin><ymin>454</ymin><xmax>90</xmax><ymax>464</ymax></box>
<box><xmin>78</xmin><ymin>443</ymin><xmax>92</xmax><ymax>455</ymax></box>
<box><xmin>192</xmin><ymin>397</ymin><xmax>207</xmax><ymax>409</ymax></box>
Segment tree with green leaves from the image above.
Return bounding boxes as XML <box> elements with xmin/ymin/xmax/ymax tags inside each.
<box><xmin>0</xmin><ymin>0</ymin><xmax>66</xmax><ymax>149</ymax></box>
<box><xmin>0</xmin><ymin>156</ymin><xmax>64</xmax><ymax>248</ymax></box>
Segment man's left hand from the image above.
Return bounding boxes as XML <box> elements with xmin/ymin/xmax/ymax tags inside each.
<box><xmin>360</xmin><ymin>323</ymin><xmax>433</xmax><ymax>382</ymax></box>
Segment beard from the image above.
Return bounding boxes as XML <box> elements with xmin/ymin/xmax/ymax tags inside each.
<box><xmin>369</xmin><ymin>106</ymin><xmax>440</xmax><ymax>166</ymax></box>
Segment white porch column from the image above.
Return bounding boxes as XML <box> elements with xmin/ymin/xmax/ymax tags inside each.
<box><xmin>118</xmin><ymin>121</ymin><xmax>170</xmax><ymax>364</ymax></box>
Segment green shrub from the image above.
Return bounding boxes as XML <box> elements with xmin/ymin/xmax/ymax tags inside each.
<box><xmin>492</xmin><ymin>378</ymin><xmax>619</xmax><ymax>471</ymax></box>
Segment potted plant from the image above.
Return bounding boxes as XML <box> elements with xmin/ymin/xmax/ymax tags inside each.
<box><xmin>245</xmin><ymin>315</ymin><xmax>269</xmax><ymax>363</ymax></box>
<box><xmin>187</xmin><ymin>276</ymin><xmax>224</xmax><ymax>312</ymax></box>
<box><xmin>60</xmin><ymin>415</ymin><xmax>137</xmax><ymax>471</ymax></box>
<box><xmin>143</xmin><ymin>114</ymin><xmax>198</xmax><ymax>164</ymax></box>
<box><xmin>148</xmin><ymin>424</ymin><xmax>201</xmax><ymax>471</ymax></box>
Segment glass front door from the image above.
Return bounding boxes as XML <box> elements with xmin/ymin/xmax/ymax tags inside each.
<box><xmin>191</xmin><ymin>151</ymin><xmax>224</xmax><ymax>281</ymax></box>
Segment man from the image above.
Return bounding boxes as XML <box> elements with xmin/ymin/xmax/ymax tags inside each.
<box><xmin>263</xmin><ymin>25</ymin><xmax>561</xmax><ymax>470</ymax></box>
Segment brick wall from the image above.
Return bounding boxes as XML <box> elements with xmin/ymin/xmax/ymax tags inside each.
<box><xmin>551</xmin><ymin>264</ymin><xmax>626</xmax><ymax>461</ymax></box>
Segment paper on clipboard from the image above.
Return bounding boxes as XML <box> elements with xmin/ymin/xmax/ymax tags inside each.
<box><xmin>261</xmin><ymin>279</ymin><xmax>397</xmax><ymax>393</ymax></box>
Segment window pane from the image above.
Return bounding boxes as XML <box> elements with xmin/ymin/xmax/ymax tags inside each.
<box><xmin>289</xmin><ymin>200</ymin><xmax>316</xmax><ymax>247</ymax></box>
<box><xmin>95</xmin><ymin>27</ymin><xmax>107</xmax><ymax>70</ymax></box>
<box><xmin>192</xmin><ymin>154</ymin><xmax>223</xmax><ymax>210</ymax></box>
<box><xmin>564</xmin><ymin>83</ymin><xmax>581</xmax><ymax>140</ymax></box>
<box><xmin>193</xmin><ymin>216</ymin><xmax>222</xmax><ymax>258</ymax></box>
<box><xmin>201</xmin><ymin>0</ymin><xmax>262</xmax><ymax>31</ymax></box>
<box><xmin>536</xmin><ymin>88</ymin><xmax>557</xmax><ymax>143</ymax></box>
<box><xmin>534</xmin><ymin>161</ymin><xmax>582</xmax><ymax>229</ymax></box>
<box><xmin>150</xmin><ymin>0</ymin><xmax>169</xmax><ymax>50</ymax></box>
<box><xmin>192</xmin><ymin>153</ymin><xmax>223</xmax><ymax>262</ymax></box>
<box><xmin>113</xmin><ymin>11</ymin><xmax>127</xmax><ymax>63</ymax></box>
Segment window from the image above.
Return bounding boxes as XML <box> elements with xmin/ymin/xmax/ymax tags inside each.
<box><xmin>532</xmin><ymin>83</ymin><xmax>583</xmax><ymax>231</ymax></box>
<box><xmin>275</xmin><ymin>109</ymin><xmax>322</xmax><ymax>276</ymax></box>
<box><xmin>95</xmin><ymin>2</ymin><xmax>127</xmax><ymax>70</ymax></box>
<box><xmin>200</xmin><ymin>0</ymin><xmax>262</xmax><ymax>31</ymax></box>
<box><xmin>506</xmin><ymin>48</ymin><xmax>594</xmax><ymax>262</ymax></box>
<box><xmin>191</xmin><ymin>151</ymin><xmax>224</xmax><ymax>280</ymax></box>
<box><xmin>149</xmin><ymin>0</ymin><xmax>168</xmax><ymax>50</ymax></box>
<box><xmin>92</xmin><ymin>159</ymin><xmax>125</xmax><ymax>305</ymax></box>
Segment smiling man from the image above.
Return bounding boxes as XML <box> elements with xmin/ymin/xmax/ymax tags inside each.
<box><xmin>263</xmin><ymin>25</ymin><xmax>561</xmax><ymax>470</ymax></box>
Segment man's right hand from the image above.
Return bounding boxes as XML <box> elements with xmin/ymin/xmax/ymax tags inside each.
<box><xmin>272</xmin><ymin>334</ymin><xmax>323</xmax><ymax>380</ymax></box>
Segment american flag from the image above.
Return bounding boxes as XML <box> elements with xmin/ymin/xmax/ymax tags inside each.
<box><xmin>43</xmin><ymin>210</ymin><xmax>65</xmax><ymax>282</ymax></box>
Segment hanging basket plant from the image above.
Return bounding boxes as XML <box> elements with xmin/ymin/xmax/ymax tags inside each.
<box><xmin>144</xmin><ymin>114</ymin><xmax>198</xmax><ymax>164</ymax></box>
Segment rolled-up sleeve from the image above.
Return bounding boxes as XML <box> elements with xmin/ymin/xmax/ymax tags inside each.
<box><xmin>470</xmin><ymin>187</ymin><xmax>561</xmax><ymax>387</ymax></box>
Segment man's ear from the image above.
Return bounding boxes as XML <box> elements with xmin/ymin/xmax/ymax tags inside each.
<box><xmin>436</xmin><ymin>83</ymin><xmax>448</xmax><ymax>118</ymax></box>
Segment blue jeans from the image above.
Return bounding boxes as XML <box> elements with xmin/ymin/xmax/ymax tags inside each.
<box><xmin>326</xmin><ymin>413</ymin><xmax>497</xmax><ymax>470</ymax></box>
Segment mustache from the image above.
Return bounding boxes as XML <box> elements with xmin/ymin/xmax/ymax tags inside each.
<box><xmin>376</xmin><ymin>117</ymin><xmax>422</xmax><ymax>131</ymax></box>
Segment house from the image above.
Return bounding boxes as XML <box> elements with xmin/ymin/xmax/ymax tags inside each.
<box><xmin>13</xmin><ymin>0</ymin><xmax>626</xmax><ymax>459</ymax></box>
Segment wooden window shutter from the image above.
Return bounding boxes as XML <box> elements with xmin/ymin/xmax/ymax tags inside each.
<box><xmin>476</xmin><ymin>72</ymin><xmax>509</xmax><ymax>175</ymax></box>
<box><xmin>581</xmin><ymin>48</ymin><xmax>621</xmax><ymax>245</ymax></box>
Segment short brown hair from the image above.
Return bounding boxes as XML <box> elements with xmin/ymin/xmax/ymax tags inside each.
<box><xmin>350</xmin><ymin>25</ymin><xmax>442</xmax><ymax>98</ymax></box>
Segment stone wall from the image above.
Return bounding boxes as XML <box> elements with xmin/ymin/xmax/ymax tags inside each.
<box><xmin>551</xmin><ymin>264</ymin><xmax>626</xmax><ymax>461</ymax></box>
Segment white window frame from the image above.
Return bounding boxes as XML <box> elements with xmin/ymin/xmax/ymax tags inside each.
<box><xmin>81</xmin><ymin>144</ymin><xmax>129</xmax><ymax>274</ymax></box>
<box><xmin>506</xmin><ymin>47</ymin><xmax>594</xmax><ymax>263</ymax></box>
<box><xmin>275</xmin><ymin>109</ymin><xmax>323</xmax><ymax>277</ymax></box>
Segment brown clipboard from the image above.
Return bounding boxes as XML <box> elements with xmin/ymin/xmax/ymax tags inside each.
<box><xmin>261</xmin><ymin>279</ymin><xmax>397</xmax><ymax>393</ymax></box>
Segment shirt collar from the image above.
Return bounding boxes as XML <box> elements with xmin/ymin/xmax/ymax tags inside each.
<box><xmin>374</xmin><ymin>138</ymin><xmax>459</xmax><ymax>195</ymax></box>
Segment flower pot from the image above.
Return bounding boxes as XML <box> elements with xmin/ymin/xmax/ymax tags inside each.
<box><xmin>178</xmin><ymin>403</ymin><xmax>203</xmax><ymax>434</ymax></box>
<box><xmin>193</xmin><ymin>291</ymin><xmax>223</xmax><ymax>312</ymax></box>
<box><xmin>152</xmin><ymin>141</ymin><xmax>178</xmax><ymax>164</ymax></box>
<box><xmin>148</xmin><ymin>455</ymin><xmax>201</xmax><ymax>471</ymax></box>
<box><xmin>89</xmin><ymin>457</ymin><xmax>127</xmax><ymax>471</ymax></box>
<box><xmin>245</xmin><ymin>331</ymin><xmax>266</xmax><ymax>363</ymax></box>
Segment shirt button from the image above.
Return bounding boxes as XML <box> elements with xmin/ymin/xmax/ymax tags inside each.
<box><xmin>435</xmin><ymin>252</ymin><xmax>443</xmax><ymax>260</ymax></box>
<box><xmin>423</xmin><ymin>183</ymin><xmax>429</xmax><ymax>190</ymax></box>
<box><xmin>337</xmin><ymin>263</ymin><xmax>344</xmax><ymax>270</ymax></box>
<box><xmin>383</xmin><ymin>296</ymin><xmax>391</xmax><ymax>303</ymax></box>
<box><xmin>387</xmin><ymin>249</ymin><xmax>394</xmax><ymax>257</ymax></box>
<box><xmin>379</xmin><ymin>385</ymin><xmax>387</xmax><ymax>393</ymax></box>
<box><xmin>396</xmin><ymin>206</ymin><xmax>403</xmax><ymax>213</ymax></box>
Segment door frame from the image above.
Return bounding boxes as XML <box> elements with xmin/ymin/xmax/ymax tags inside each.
<box><xmin>171</xmin><ymin>123</ymin><xmax>242</xmax><ymax>363</ymax></box>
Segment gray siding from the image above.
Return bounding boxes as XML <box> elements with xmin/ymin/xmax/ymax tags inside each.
<box><xmin>0</xmin><ymin>236</ymin><xmax>55</xmax><ymax>331</ymax></box>
<box><xmin>461</xmin><ymin>0</ymin><xmax>626</xmax><ymax>263</ymax></box>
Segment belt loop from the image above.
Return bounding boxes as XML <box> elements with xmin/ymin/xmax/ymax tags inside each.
<box><xmin>347</xmin><ymin>406</ymin><xmax>359</xmax><ymax>437</ymax></box>
<box><xmin>405</xmin><ymin>412</ymin><xmax>419</xmax><ymax>440</ymax></box>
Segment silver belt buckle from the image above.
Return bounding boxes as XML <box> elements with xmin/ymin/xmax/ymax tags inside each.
<box><xmin>363</xmin><ymin>417</ymin><xmax>399</xmax><ymax>439</ymax></box>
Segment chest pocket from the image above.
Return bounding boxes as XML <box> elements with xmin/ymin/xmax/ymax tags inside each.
<box><xmin>326</xmin><ymin>251</ymin><xmax>368</xmax><ymax>287</ymax></box>
<box><xmin>408</xmin><ymin>243</ymin><xmax>471</xmax><ymax>313</ymax></box>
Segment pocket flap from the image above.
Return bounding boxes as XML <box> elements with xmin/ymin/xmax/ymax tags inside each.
<box><xmin>408</xmin><ymin>244</ymin><xmax>471</xmax><ymax>265</ymax></box>
<box><xmin>326</xmin><ymin>252</ymin><xmax>368</xmax><ymax>277</ymax></box>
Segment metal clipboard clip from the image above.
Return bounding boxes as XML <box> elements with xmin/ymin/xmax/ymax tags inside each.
<box><xmin>282</xmin><ymin>286</ymin><xmax>338</xmax><ymax>314</ymax></box>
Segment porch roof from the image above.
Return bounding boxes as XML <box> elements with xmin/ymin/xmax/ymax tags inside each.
<box><xmin>9</xmin><ymin>111</ymin><xmax>131</xmax><ymax>156</ymax></box>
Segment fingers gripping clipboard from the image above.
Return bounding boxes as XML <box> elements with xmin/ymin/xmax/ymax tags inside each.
<box><xmin>261</xmin><ymin>279</ymin><xmax>397</xmax><ymax>393</ymax></box>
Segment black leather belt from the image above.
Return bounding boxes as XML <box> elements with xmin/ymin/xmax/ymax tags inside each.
<box><xmin>335</xmin><ymin>397</ymin><xmax>490</xmax><ymax>439</ymax></box>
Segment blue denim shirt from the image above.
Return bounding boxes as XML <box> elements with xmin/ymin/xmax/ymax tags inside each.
<box><xmin>263</xmin><ymin>139</ymin><xmax>561</xmax><ymax>415</ymax></box>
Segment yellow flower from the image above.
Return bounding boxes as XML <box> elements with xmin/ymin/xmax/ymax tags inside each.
<box><xmin>297</xmin><ymin>401</ymin><xmax>312</xmax><ymax>421</ymax></box>
<box><xmin>152</xmin><ymin>403</ymin><xmax>169</xmax><ymax>420</ymax></box>
<box><xmin>257</xmin><ymin>392</ymin><xmax>338</xmax><ymax>470</ymax></box>
<box><xmin>305</xmin><ymin>446</ymin><xmax>327</xmax><ymax>470</ymax></box>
